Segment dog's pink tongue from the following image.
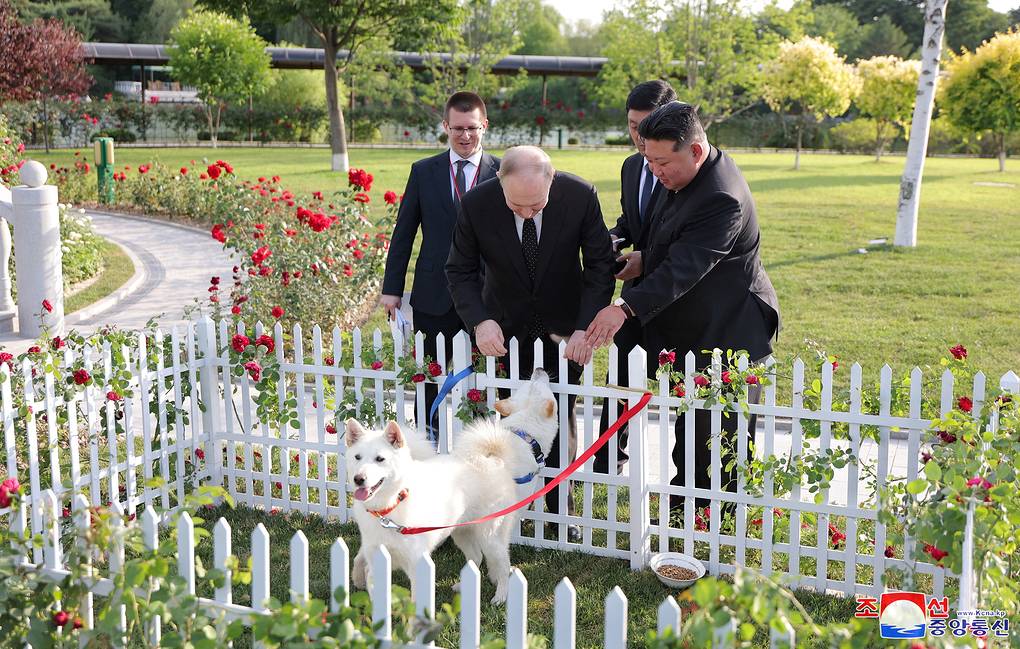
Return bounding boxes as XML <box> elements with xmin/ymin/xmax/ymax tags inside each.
<box><xmin>354</xmin><ymin>487</ymin><xmax>370</xmax><ymax>501</ymax></box>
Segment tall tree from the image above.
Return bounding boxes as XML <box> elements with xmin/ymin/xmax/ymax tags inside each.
<box><xmin>808</xmin><ymin>4</ymin><xmax>865</xmax><ymax>59</ymax></box>
<box><xmin>941</xmin><ymin>28</ymin><xmax>1020</xmax><ymax>172</ymax></box>
<box><xmin>167</xmin><ymin>10</ymin><xmax>271</xmax><ymax>146</ymax></box>
<box><xmin>895</xmin><ymin>0</ymin><xmax>949</xmax><ymax>247</ymax></box>
<box><xmin>12</xmin><ymin>0</ymin><xmax>124</xmax><ymax>41</ymax></box>
<box><xmin>856</xmin><ymin>55</ymin><xmax>920</xmax><ymax>160</ymax></box>
<box><xmin>0</xmin><ymin>0</ymin><xmax>92</xmax><ymax>152</ymax></box>
<box><xmin>944</xmin><ymin>0</ymin><xmax>1010</xmax><ymax>51</ymax></box>
<box><xmin>856</xmin><ymin>15</ymin><xmax>916</xmax><ymax>58</ymax></box>
<box><xmin>200</xmin><ymin>0</ymin><xmax>455</xmax><ymax>172</ymax></box>
<box><xmin>515</xmin><ymin>0</ymin><xmax>567</xmax><ymax>54</ymax></box>
<box><xmin>762</xmin><ymin>36</ymin><xmax>859</xmax><ymax>170</ymax></box>
<box><xmin>139</xmin><ymin>0</ymin><xmax>196</xmax><ymax>43</ymax></box>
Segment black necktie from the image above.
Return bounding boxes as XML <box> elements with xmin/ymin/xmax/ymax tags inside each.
<box><xmin>521</xmin><ymin>218</ymin><xmax>544</xmax><ymax>340</ymax></box>
<box><xmin>639</xmin><ymin>163</ymin><xmax>655</xmax><ymax>222</ymax></box>
<box><xmin>454</xmin><ymin>159</ymin><xmax>468</xmax><ymax>204</ymax></box>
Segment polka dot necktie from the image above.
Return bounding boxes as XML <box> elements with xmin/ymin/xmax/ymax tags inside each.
<box><xmin>522</xmin><ymin>218</ymin><xmax>545</xmax><ymax>341</ymax></box>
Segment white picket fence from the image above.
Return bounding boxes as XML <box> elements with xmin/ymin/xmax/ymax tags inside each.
<box><xmin>15</xmin><ymin>487</ymin><xmax>801</xmax><ymax>648</ymax></box>
<box><xmin>1</xmin><ymin>316</ymin><xmax>1011</xmax><ymax>644</ymax></box>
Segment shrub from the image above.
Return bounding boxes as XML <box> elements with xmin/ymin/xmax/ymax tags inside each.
<box><xmin>829</xmin><ymin>118</ymin><xmax>887</xmax><ymax>154</ymax></box>
<box><xmin>567</xmin><ymin>136</ymin><xmax>579</xmax><ymax>145</ymax></box>
<box><xmin>604</xmin><ymin>134</ymin><xmax>630</xmax><ymax>146</ymax></box>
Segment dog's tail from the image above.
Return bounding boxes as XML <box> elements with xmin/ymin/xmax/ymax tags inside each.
<box><xmin>454</xmin><ymin>419</ymin><xmax>510</xmax><ymax>471</ymax></box>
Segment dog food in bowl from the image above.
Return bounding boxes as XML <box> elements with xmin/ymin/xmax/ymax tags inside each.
<box><xmin>656</xmin><ymin>564</ymin><xmax>700</xmax><ymax>582</ymax></box>
<box><xmin>649</xmin><ymin>552</ymin><xmax>706</xmax><ymax>589</ymax></box>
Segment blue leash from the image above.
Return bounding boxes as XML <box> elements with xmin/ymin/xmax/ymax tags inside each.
<box><xmin>425</xmin><ymin>365</ymin><xmax>474</xmax><ymax>442</ymax></box>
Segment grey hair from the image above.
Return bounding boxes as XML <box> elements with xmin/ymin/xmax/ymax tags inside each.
<box><xmin>497</xmin><ymin>145</ymin><xmax>555</xmax><ymax>182</ymax></box>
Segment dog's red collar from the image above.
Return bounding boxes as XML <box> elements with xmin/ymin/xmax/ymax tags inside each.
<box><xmin>367</xmin><ymin>488</ymin><xmax>409</xmax><ymax>519</ymax></box>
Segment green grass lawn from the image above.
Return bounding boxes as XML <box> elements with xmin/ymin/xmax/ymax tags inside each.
<box><xmin>188</xmin><ymin>503</ymin><xmax>859</xmax><ymax>648</ymax></box>
<box><xmin>31</xmin><ymin>146</ymin><xmax>1020</xmax><ymax>380</ymax></box>
<box><xmin>64</xmin><ymin>239</ymin><xmax>135</xmax><ymax>315</ymax></box>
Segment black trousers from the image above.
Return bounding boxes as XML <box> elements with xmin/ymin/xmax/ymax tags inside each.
<box><xmin>411</xmin><ymin>306</ymin><xmax>464</xmax><ymax>435</ymax></box>
<box><xmin>592</xmin><ymin>316</ymin><xmax>644</xmax><ymax>475</ymax></box>
<box><xmin>669</xmin><ymin>383</ymin><xmax>762</xmax><ymax>513</ymax></box>
<box><xmin>500</xmin><ymin>336</ymin><xmax>581</xmax><ymax>516</ymax></box>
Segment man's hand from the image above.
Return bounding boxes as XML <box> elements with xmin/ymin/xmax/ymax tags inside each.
<box><xmin>564</xmin><ymin>329</ymin><xmax>593</xmax><ymax>365</ymax></box>
<box><xmin>614</xmin><ymin>251</ymin><xmax>642</xmax><ymax>281</ymax></box>
<box><xmin>475</xmin><ymin>319</ymin><xmax>507</xmax><ymax>356</ymax></box>
<box><xmin>585</xmin><ymin>305</ymin><xmax>627</xmax><ymax>349</ymax></box>
<box><xmin>380</xmin><ymin>294</ymin><xmax>402</xmax><ymax>320</ymax></box>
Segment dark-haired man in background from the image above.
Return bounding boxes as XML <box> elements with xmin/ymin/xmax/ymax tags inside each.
<box><xmin>585</xmin><ymin>102</ymin><xmax>780</xmax><ymax>512</ymax></box>
<box><xmin>381</xmin><ymin>91</ymin><xmax>500</xmax><ymax>433</ymax></box>
<box><xmin>593</xmin><ymin>79</ymin><xmax>677</xmax><ymax>476</ymax></box>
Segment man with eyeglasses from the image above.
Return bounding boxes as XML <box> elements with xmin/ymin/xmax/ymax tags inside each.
<box><xmin>382</xmin><ymin>91</ymin><xmax>500</xmax><ymax>435</ymax></box>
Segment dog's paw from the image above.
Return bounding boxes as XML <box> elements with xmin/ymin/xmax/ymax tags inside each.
<box><xmin>451</xmin><ymin>580</ymin><xmax>461</xmax><ymax>593</ymax></box>
<box><xmin>490</xmin><ymin>586</ymin><xmax>508</xmax><ymax>606</ymax></box>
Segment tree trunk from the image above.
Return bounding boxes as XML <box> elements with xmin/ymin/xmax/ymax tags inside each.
<box><xmin>998</xmin><ymin>132</ymin><xmax>1006</xmax><ymax>172</ymax></box>
<box><xmin>875</xmin><ymin>120</ymin><xmax>885</xmax><ymax>162</ymax></box>
<box><xmin>895</xmin><ymin>0</ymin><xmax>949</xmax><ymax>247</ymax></box>
<box><xmin>42</xmin><ymin>97</ymin><xmax>50</xmax><ymax>154</ymax></box>
<box><xmin>205</xmin><ymin>103</ymin><xmax>217</xmax><ymax>148</ymax></box>
<box><xmin>794</xmin><ymin>122</ymin><xmax>802</xmax><ymax>171</ymax></box>
<box><xmin>323</xmin><ymin>36</ymin><xmax>350</xmax><ymax>173</ymax></box>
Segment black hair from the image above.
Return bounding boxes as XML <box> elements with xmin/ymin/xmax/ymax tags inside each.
<box><xmin>637</xmin><ymin>102</ymin><xmax>706</xmax><ymax>151</ymax></box>
<box><xmin>625</xmin><ymin>80</ymin><xmax>678</xmax><ymax>112</ymax></box>
<box><xmin>444</xmin><ymin>91</ymin><xmax>487</xmax><ymax>120</ymax></box>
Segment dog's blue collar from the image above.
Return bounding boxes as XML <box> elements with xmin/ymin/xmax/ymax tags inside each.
<box><xmin>513</xmin><ymin>428</ymin><xmax>545</xmax><ymax>485</ymax></box>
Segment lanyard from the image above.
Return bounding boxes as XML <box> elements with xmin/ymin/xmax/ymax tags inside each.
<box><xmin>450</xmin><ymin>158</ymin><xmax>481</xmax><ymax>202</ymax></box>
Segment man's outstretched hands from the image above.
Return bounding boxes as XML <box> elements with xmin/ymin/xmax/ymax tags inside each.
<box><xmin>585</xmin><ymin>305</ymin><xmax>627</xmax><ymax>349</ymax></box>
<box><xmin>475</xmin><ymin>319</ymin><xmax>507</xmax><ymax>356</ymax></box>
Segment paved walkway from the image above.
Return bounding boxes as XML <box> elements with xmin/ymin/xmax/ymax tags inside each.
<box><xmin>0</xmin><ymin>211</ymin><xmax>235</xmax><ymax>354</ymax></box>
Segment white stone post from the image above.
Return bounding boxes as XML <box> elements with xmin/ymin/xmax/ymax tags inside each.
<box><xmin>12</xmin><ymin>161</ymin><xmax>63</xmax><ymax>338</ymax></box>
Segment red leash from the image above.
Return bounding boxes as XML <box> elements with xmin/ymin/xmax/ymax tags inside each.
<box><xmin>381</xmin><ymin>390</ymin><xmax>653</xmax><ymax>535</ymax></box>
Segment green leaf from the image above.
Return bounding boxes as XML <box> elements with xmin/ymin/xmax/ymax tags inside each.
<box><xmin>924</xmin><ymin>463</ymin><xmax>942</xmax><ymax>482</ymax></box>
<box><xmin>906</xmin><ymin>479</ymin><xmax>927</xmax><ymax>495</ymax></box>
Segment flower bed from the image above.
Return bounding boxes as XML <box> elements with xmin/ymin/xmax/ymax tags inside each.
<box><xmin>44</xmin><ymin>152</ymin><xmax>398</xmax><ymax>331</ymax></box>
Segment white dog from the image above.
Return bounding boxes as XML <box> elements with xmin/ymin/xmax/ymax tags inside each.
<box><xmin>346</xmin><ymin>369</ymin><xmax>560</xmax><ymax>604</ymax></box>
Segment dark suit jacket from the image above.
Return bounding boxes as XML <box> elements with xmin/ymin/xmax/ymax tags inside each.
<box><xmin>445</xmin><ymin>171</ymin><xmax>615</xmax><ymax>341</ymax></box>
<box><xmin>609</xmin><ymin>152</ymin><xmax>661</xmax><ymax>291</ymax></box>
<box><xmin>382</xmin><ymin>150</ymin><xmax>500</xmax><ymax>316</ymax></box>
<box><xmin>621</xmin><ymin>145</ymin><xmax>781</xmax><ymax>366</ymax></box>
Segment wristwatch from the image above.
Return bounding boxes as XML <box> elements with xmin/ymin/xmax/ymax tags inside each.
<box><xmin>613</xmin><ymin>297</ymin><xmax>634</xmax><ymax>317</ymax></box>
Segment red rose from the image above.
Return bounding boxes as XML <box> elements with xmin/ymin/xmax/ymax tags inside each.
<box><xmin>210</xmin><ymin>276</ymin><xmax>220</xmax><ymax>286</ymax></box>
<box><xmin>255</xmin><ymin>334</ymin><xmax>274</xmax><ymax>353</ymax></box>
<box><xmin>52</xmin><ymin>336</ymin><xmax>65</xmax><ymax>350</ymax></box>
<box><xmin>924</xmin><ymin>543</ymin><xmax>948</xmax><ymax>561</ymax></box>
<box><xmin>326</xmin><ymin>423</ymin><xmax>337</xmax><ymax>435</ymax></box>
<box><xmin>721</xmin><ymin>371</ymin><xmax>732</xmax><ymax>384</ymax></box>
<box><xmin>244</xmin><ymin>361</ymin><xmax>262</xmax><ymax>382</ymax></box>
<box><xmin>231</xmin><ymin>305</ymin><xmax>242</xmax><ymax>315</ymax></box>
<box><xmin>308</xmin><ymin>211</ymin><xmax>332</xmax><ymax>233</ymax></box>
<box><xmin>428</xmin><ymin>361</ymin><xmax>442</xmax><ymax>377</ymax></box>
<box><xmin>966</xmin><ymin>476</ymin><xmax>993</xmax><ymax>490</ymax></box>
<box><xmin>467</xmin><ymin>388</ymin><xmax>483</xmax><ymax>403</ymax></box>
<box><xmin>271</xmin><ymin>306</ymin><xmax>284</xmax><ymax>319</ymax></box>
<box><xmin>106</xmin><ymin>390</ymin><xmax>121</xmax><ymax>401</ymax></box>
<box><xmin>921</xmin><ymin>451</ymin><xmax>932</xmax><ymax>463</ymax></box>
<box><xmin>937</xmin><ymin>430</ymin><xmax>957</xmax><ymax>444</ymax></box>
<box><xmin>957</xmin><ymin>396</ymin><xmax>973</xmax><ymax>413</ymax></box>
<box><xmin>0</xmin><ymin>478</ymin><xmax>21</xmax><ymax>507</ymax></box>
<box><xmin>73</xmin><ymin>369</ymin><xmax>91</xmax><ymax>385</ymax></box>
<box><xmin>384</xmin><ymin>190</ymin><xmax>398</xmax><ymax>205</ymax></box>
<box><xmin>658</xmin><ymin>350</ymin><xmax>675</xmax><ymax>366</ymax></box>
<box><xmin>535</xmin><ymin>115</ymin><xmax>546</xmax><ymax>125</ymax></box>
<box><xmin>950</xmin><ymin>344</ymin><xmax>967</xmax><ymax>360</ymax></box>
<box><xmin>354</xmin><ymin>192</ymin><xmax>370</xmax><ymax>204</ymax></box>
<box><xmin>28</xmin><ymin>346</ymin><xmax>41</xmax><ymax>353</ymax></box>
<box><xmin>885</xmin><ymin>545</ymin><xmax>895</xmax><ymax>558</ymax></box>
<box><xmin>211</xmin><ymin>224</ymin><xmax>227</xmax><ymax>243</ymax></box>
<box><xmin>206</xmin><ymin>164</ymin><xmax>222</xmax><ymax>179</ymax></box>
<box><xmin>693</xmin><ymin>374</ymin><xmax>710</xmax><ymax>387</ymax></box>
<box><xmin>251</xmin><ymin>246</ymin><xmax>272</xmax><ymax>265</ymax></box>
<box><xmin>750</xmin><ymin>518</ymin><xmax>762</xmax><ymax>527</ymax></box>
<box><xmin>411</xmin><ymin>373</ymin><xmax>426</xmax><ymax>383</ymax></box>
<box><xmin>371</xmin><ymin>360</ymin><xmax>384</xmax><ymax>370</ymax></box>
<box><xmin>231</xmin><ymin>334</ymin><xmax>250</xmax><ymax>353</ymax></box>
<box><xmin>745</xmin><ymin>374</ymin><xmax>760</xmax><ymax>385</ymax></box>
<box><xmin>195</xmin><ymin>448</ymin><xmax>205</xmax><ymax>460</ymax></box>
<box><xmin>672</xmin><ymin>384</ymin><xmax>685</xmax><ymax>397</ymax></box>
<box><xmin>42</xmin><ymin>299</ymin><xmax>53</xmax><ymax>313</ymax></box>
<box><xmin>52</xmin><ymin>611</ymin><xmax>70</xmax><ymax>628</ymax></box>
<box><xmin>180</xmin><ymin>167</ymin><xmax>188</xmax><ymax>175</ymax></box>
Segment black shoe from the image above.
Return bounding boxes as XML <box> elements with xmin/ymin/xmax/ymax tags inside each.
<box><xmin>544</xmin><ymin>523</ymin><xmax>582</xmax><ymax>543</ymax></box>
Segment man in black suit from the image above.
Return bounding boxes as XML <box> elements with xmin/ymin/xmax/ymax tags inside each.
<box><xmin>446</xmin><ymin>146</ymin><xmax>615</xmax><ymax>540</ymax></box>
<box><xmin>585</xmin><ymin>102</ymin><xmax>780</xmax><ymax>512</ymax></box>
<box><xmin>593</xmin><ymin>80</ymin><xmax>677</xmax><ymax>476</ymax></box>
<box><xmin>381</xmin><ymin>92</ymin><xmax>500</xmax><ymax>433</ymax></box>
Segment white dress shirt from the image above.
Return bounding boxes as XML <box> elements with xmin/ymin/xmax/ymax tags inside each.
<box><xmin>637</xmin><ymin>161</ymin><xmax>658</xmax><ymax>215</ymax></box>
<box><xmin>449</xmin><ymin>148</ymin><xmax>484</xmax><ymax>200</ymax></box>
<box><xmin>514</xmin><ymin>211</ymin><xmax>543</xmax><ymax>243</ymax></box>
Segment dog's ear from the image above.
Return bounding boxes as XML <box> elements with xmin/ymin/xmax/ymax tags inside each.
<box><xmin>494</xmin><ymin>399</ymin><xmax>513</xmax><ymax>417</ymax></box>
<box><xmin>544</xmin><ymin>398</ymin><xmax>556</xmax><ymax>419</ymax></box>
<box><xmin>344</xmin><ymin>418</ymin><xmax>364</xmax><ymax>447</ymax></box>
<box><xmin>384</xmin><ymin>420</ymin><xmax>405</xmax><ymax>449</ymax></box>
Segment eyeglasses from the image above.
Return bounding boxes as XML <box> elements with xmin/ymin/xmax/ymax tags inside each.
<box><xmin>449</xmin><ymin>126</ymin><xmax>484</xmax><ymax>135</ymax></box>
